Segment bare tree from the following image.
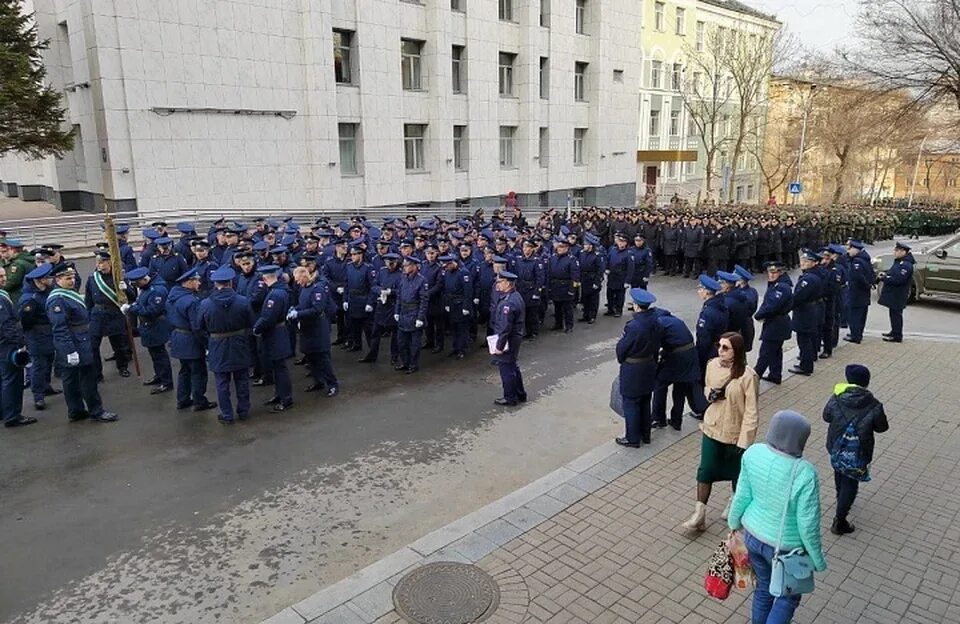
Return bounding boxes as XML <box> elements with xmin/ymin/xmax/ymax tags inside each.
<box><xmin>843</xmin><ymin>0</ymin><xmax>960</xmax><ymax>110</ymax></box>
<box><xmin>745</xmin><ymin>101</ymin><xmax>806</xmax><ymax>202</ymax></box>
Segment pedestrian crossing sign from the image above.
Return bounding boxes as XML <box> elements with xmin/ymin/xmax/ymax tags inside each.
<box><xmin>789</xmin><ymin>182</ymin><xmax>802</xmax><ymax>194</ymax></box>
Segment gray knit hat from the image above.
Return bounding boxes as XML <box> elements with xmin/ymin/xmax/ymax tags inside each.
<box><xmin>766</xmin><ymin>410</ymin><xmax>811</xmax><ymax>458</ymax></box>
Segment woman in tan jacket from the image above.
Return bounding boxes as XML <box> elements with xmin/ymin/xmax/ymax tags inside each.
<box><xmin>682</xmin><ymin>331</ymin><xmax>759</xmax><ymax>531</ymax></box>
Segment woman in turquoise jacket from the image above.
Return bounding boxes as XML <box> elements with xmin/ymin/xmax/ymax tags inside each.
<box><xmin>728</xmin><ymin>410</ymin><xmax>827</xmax><ymax>624</ymax></box>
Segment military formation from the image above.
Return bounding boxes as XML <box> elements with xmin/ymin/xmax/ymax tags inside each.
<box><xmin>0</xmin><ymin>202</ymin><xmax>935</xmax><ymax>428</ymax></box>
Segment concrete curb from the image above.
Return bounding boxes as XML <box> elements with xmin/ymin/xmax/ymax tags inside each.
<box><xmin>264</xmin><ymin>341</ymin><xmax>818</xmax><ymax>624</ymax></box>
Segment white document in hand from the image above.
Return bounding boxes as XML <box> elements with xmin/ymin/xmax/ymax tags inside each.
<box><xmin>487</xmin><ymin>334</ymin><xmax>508</xmax><ymax>355</ymax></box>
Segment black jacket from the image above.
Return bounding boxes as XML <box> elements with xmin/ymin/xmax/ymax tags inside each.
<box><xmin>823</xmin><ymin>385</ymin><xmax>889</xmax><ymax>465</ymax></box>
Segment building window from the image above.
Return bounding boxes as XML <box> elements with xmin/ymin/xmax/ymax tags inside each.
<box><xmin>685</xmin><ymin>161</ymin><xmax>696</xmax><ymax>175</ymax></box>
<box><xmin>722</xmin><ymin>114</ymin><xmax>730</xmax><ymax>136</ymax></box>
<box><xmin>539</xmin><ymin>191</ymin><xmax>549</xmax><ymax>207</ymax></box>
<box><xmin>575</xmin><ymin>0</ymin><xmax>587</xmax><ymax>34</ymax></box>
<box><xmin>499</xmin><ymin>125</ymin><xmax>516</xmax><ymax>168</ymax></box>
<box><xmin>667</xmin><ymin>162</ymin><xmax>677</xmax><ymax>178</ymax></box>
<box><xmin>696</xmin><ymin>21</ymin><xmax>705</xmax><ymax>51</ymax></box>
<box><xmin>499</xmin><ymin>0</ymin><xmax>513</xmax><ymax>21</ymax></box>
<box><xmin>333</xmin><ymin>29</ymin><xmax>354</xmax><ymax>84</ymax></box>
<box><xmin>401</xmin><ymin>39</ymin><xmax>424</xmax><ymax>90</ymax></box>
<box><xmin>687</xmin><ymin>116</ymin><xmax>698</xmax><ymax>136</ymax></box>
<box><xmin>613</xmin><ymin>69</ymin><xmax>624</xmax><ymax>83</ymax></box>
<box><xmin>539</xmin><ymin>126</ymin><xmax>549</xmax><ymax>167</ymax></box>
<box><xmin>650</xmin><ymin>60</ymin><xmax>662</xmax><ymax>89</ymax></box>
<box><xmin>649</xmin><ymin>110</ymin><xmax>661</xmax><ymax>137</ymax></box>
<box><xmin>451</xmin><ymin>0</ymin><xmax>465</xmax><ymax>11</ymax></box>
<box><xmin>573</xmin><ymin>128</ymin><xmax>586</xmax><ymax>165</ymax></box>
<box><xmin>672</xmin><ymin>63</ymin><xmax>682</xmax><ymax>91</ymax></box>
<box><xmin>540</xmin><ymin>57</ymin><xmax>549</xmax><ymax>99</ymax></box>
<box><xmin>692</xmin><ymin>70</ymin><xmax>702</xmax><ymax>92</ymax></box>
<box><xmin>338</xmin><ymin>123</ymin><xmax>359</xmax><ymax>175</ymax></box>
<box><xmin>499</xmin><ymin>52</ymin><xmax>516</xmax><ymax>96</ymax></box>
<box><xmin>572</xmin><ymin>188</ymin><xmax>586</xmax><ymax>208</ymax></box>
<box><xmin>453</xmin><ymin>125</ymin><xmax>467</xmax><ymax>171</ymax></box>
<box><xmin>747</xmin><ymin>184</ymin><xmax>755</xmax><ymax>200</ymax></box>
<box><xmin>669</xmin><ymin>110</ymin><xmax>680</xmax><ymax>136</ymax></box>
<box><xmin>404</xmin><ymin>124</ymin><xmax>426</xmax><ymax>170</ymax></box>
<box><xmin>675</xmin><ymin>7</ymin><xmax>685</xmax><ymax>35</ymax></box>
<box><xmin>654</xmin><ymin>2</ymin><xmax>665</xmax><ymax>31</ymax></box>
<box><xmin>452</xmin><ymin>45</ymin><xmax>466</xmax><ymax>94</ymax></box>
<box><xmin>574</xmin><ymin>62</ymin><xmax>588</xmax><ymax>101</ymax></box>
<box><xmin>540</xmin><ymin>0</ymin><xmax>550</xmax><ymax>27</ymax></box>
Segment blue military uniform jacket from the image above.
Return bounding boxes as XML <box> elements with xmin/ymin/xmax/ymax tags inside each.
<box><xmin>653</xmin><ymin>308</ymin><xmax>698</xmax><ymax>384</ymax></box>
<box><xmin>616</xmin><ymin>310</ymin><xmax>663</xmax><ymax>397</ymax></box>
<box><xmin>605</xmin><ymin>246</ymin><xmax>635</xmax><ymax>290</ymax></box>
<box><xmin>723</xmin><ymin>289</ymin><xmax>750</xmax><ymax>338</ymax></box>
<box><xmin>755</xmin><ymin>275</ymin><xmax>793</xmax><ymax>342</ymax></box>
<box><xmin>130</xmin><ymin>281</ymin><xmax>172</xmax><ymax>348</ymax></box>
<box><xmin>119</xmin><ymin>243</ymin><xmax>138</xmax><ymax>272</ymax></box>
<box><xmin>491</xmin><ymin>290</ymin><xmax>525</xmax><ymax>364</ymax></box>
<box><xmin>372</xmin><ymin>266</ymin><xmax>403</xmax><ymax>327</ymax></box>
<box><xmin>294</xmin><ymin>279</ymin><xmax>337</xmax><ymax>353</ymax></box>
<box><xmin>192</xmin><ymin>259</ymin><xmax>220</xmax><ymax>298</ymax></box>
<box><xmin>166</xmin><ymin>285</ymin><xmax>206</xmax><ymax>360</ymax></box>
<box><xmin>695</xmin><ymin>295</ymin><xmax>729</xmax><ymax>370</ymax></box>
<box><xmin>148</xmin><ymin>253</ymin><xmax>189</xmax><ymax>289</ymax></box>
<box><xmin>421</xmin><ymin>261</ymin><xmax>444</xmax><ymax>316</ymax></box>
<box><xmin>546</xmin><ymin>254</ymin><xmax>580</xmax><ymax>301</ymax></box>
<box><xmin>345</xmin><ymin>261</ymin><xmax>377</xmax><ymax>319</ymax></box>
<box><xmin>790</xmin><ymin>269</ymin><xmax>823</xmax><ymax>334</ymax></box>
<box><xmin>0</xmin><ymin>289</ymin><xmax>23</xmax><ymax>357</ymax></box>
<box><xmin>442</xmin><ymin>267</ymin><xmax>474</xmax><ymax>322</ymax></box>
<box><xmin>395</xmin><ymin>273</ymin><xmax>429</xmax><ymax>331</ymax></box>
<box><xmin>18</xmin><ymin>282</ymin><xmax>54</xmax><ymax>355</ymax></box>
<box><xmin>85</xmin><ymin>271</ymin><xmax>135</xmax><ymax>337</ymax></box>
<box><xmin>628</xmin><ymin>246</ymin><xmax>653</xmax><ymax>284</ymax></box>
<box><xmin>253</xmin><ymin>282</ymin><xmax>293</xmax><ymax>361</ymax></box>
<box><xmin>578</xmin><ymin>250</ymin><xmax>606</xmax><ymax>293</ymax></box>
<box><xmin>878</xmin><ymin>254</ymin><xmax>915</xmax><ymax>310</ymax></box>
<box><xmin>198</xmin><ymin>288</ymin><xmax>255</xmax><ymax>373</ymax></box>
<box><xmin>514</xmin><ymin>255</ymin><xmax>545</xmax><ymax>308</ymax></box>
<box><xmin>477</xmin><ymin>262</ymin><xmax>498</xmax><ymax>314</ymax></box>
<box><xmin>45</xmin><ymin>287</ymin><xmax>95</xmax><ymax>365</ymax></box>
<box><xmin>847</xmin><ymin>251</ymin><xmax>875</xmax><ymax>308</ymax></box>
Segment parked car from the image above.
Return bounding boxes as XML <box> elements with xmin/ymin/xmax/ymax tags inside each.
<box><xmin>873</xmin><ymin>231</ymin><xmax>960</xmax><ymax>303</ymax></box>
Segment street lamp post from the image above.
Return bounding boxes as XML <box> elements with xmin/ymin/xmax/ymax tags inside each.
<box><xmin>908</xmin><ymin>134</ymin><xmax>928</xmax><ymax>208</ymax></box>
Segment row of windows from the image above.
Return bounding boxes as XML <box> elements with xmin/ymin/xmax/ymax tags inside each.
<box><xmin>400</xmin><ymin>0</ymin><xmax>591</xmax><ymax>33</ymax></box>
<box><xmin>336</xmin><ymin>123</ymin><xmax>590</xmax><ymax>174</ymax></box>
<box><xmin>651</xmin><ymin>2</ymin><xmax>706</xmax><ymax>50</ymax></box>
<box><xmin>337</xmin><ymin>31</ymin><xmax>595</xmax><ymax>100</ymax></box>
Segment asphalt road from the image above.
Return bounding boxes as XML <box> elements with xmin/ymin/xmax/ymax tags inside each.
<box><xmin>1</xmin><ymin>237</ymin><xmax>954</xmax><ymax>624</ymax></box>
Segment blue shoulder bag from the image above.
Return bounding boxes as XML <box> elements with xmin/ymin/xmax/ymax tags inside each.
<box><xmin>769</xmin><ymin>459</ymin><xmax>816</xmax><ymax>597</ymax></box>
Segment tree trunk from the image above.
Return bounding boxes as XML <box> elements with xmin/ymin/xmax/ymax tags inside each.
<box><xmin>832</xmin><ymin>145</ymin><xmax>851</xmax><ymax>205</ymax></box>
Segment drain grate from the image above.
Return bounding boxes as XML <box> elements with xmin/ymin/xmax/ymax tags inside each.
<box><xmin>393</xmin><ymin>561</ymin><xmax>501</xmax><ymax>624</ymax></box>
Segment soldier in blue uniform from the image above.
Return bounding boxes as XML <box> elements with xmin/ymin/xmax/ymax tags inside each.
<box><xmin>0</xmin><ymin>265</ymin><xmax>34</xmax><ymax>427</ymax></box>
<box><xmin>490</xmin><ymin>271</ymin><xmax>527</xmax><ymax>406</ymax></box>
<box><xmin>394</xmin><ymin>256</ymin><xmax>429</xmax><ymax>373</ymax></box>
<box><xmin>360</xmin><ymin>253</ymin><xmax>403</xmax><ymax>364</ymax></box>
<box><xmin>189</xmin><ymin>239</ymin><xmax>219</xmax><ymax>298</ymax></box>
<box><xmin>514</xmin><ymin>239</ymin><xmax>545</xmax><ymax>340</ymax></box>
<box><xmin>115</xmin><ymin>224</ymin><xmax>138</xmax><ymax>272</ymax></box>
<box><xmin>322</xmin><ymin>239</ymin><xmax>349</xmax><ymax>346</ymax></box>
<box><xmin>476</xmin><ymin>249</ymin><xmax>499</xmax><ymax>335</ymax></box>
<box><xmin>18</xmin><ymin>264</ymin><xmax>61</xmax><ymax>410</ymax></box>
<box><xmin>615</xmin><ymin>288</ymin><xmax>663</xmax><ymax>446</ymax></box>
<box><xmin>577</xmin><ymin>234</ymin><xmax>606</xmax><ymax>324</ymax></box>
<box><xmin>85</xmin><ymin>251</ymin><xmax>134</xmax><ymax>382</ymax></box>
<box><xmin>717</xmin><ymin>271</ymin><xmax>749</xmax><ymax>341</ymax></box>
<box><xmin>422</xmin><ymin>244</ymin><xmax>445</xmax><ymax>352</ymax></box>
<box><xmin>45</xmin><ymin>265</ymin><xmax>118</xmax><ymax>422</ymax></box>
<box><xmin>288</xmin><ymin>266</ymin><xmax>339</xmax><ymax>396</ymax></box>
<box><xmin>825</xmin><ymin>244</ymin><xmax>848</xmax><ymax>351</ymax></box>
<box><xmin>197</xmin><ymin>267</ymin><xmax>255</xmax><ymax>423</ymax></box>
<box><xmin>439</xmin><ymin>254</ymin><xmax>474</xmax><ymax>359</ymax></box>
<box><xmin>343</xmin><ymin>244</ymin><xmax>376</xmax><ymax>352</ymax></box>
<box><xmin>788</xmin><ymin>250</ymin><xmax>824</xmax><ymax>376</ymax></box>
<box><xmin>733</xmin><ymin>265</ymin><xmax>758</xmax><ymax>352</ymax></box>
<box><xmin>844</xmin><ymin>239</ymin><xmax>874</xmax><ymax>344</ymax></box>
<box><xmin>166</xmin><ymin>268</ymin><xmax>217</xmax><ymax>411</ymax></box>
<box><xmin>148</xmin><ymin>237</ymin><xmax>189</xmax><ymax>290</ymax></box>
<box><xmin>753</xmin><ymin>261</ymin><xmax>793</xmax><ymax>384</ymax></box>
<box><xmin>123</xmin><ymin>267</ymin><xmax>174</xmax><ymax>393</ymax></box>
<box><xmin>651</xmin><ymin>306</ymin><xmax>701</xmax><ymax>431</ymax></box>
<box><xmin>877</xmin><ymin>241</ymin><xmax>915</xmax><ymax>343</ymax></box>
<box><xmin>252</xmin><ymin>265</ymin><xmax>294</xmax><ymax>411</ymax></box>
<box><xmin>629</xmin><ymin>234</ymin><xmax>654</xmax><ymax>288</ymax></box>
<box><xmin>604</xmin><ymin>233</ymin><xmax>635</xmax><ymax>317</ymax></box>
<box><xmin>817</xmin><ymin>247</ymin><xmax>845</xmax><ymax>358</ymax></box>
<box><xmin>547</xmin><ymin>239</ymin><xmax>580</xmax><ymax>333</ymax></box>
<box><xmin>694</xmin><ymin>275</ymin><xmax>729</xmax><ymax>383</ymax></box>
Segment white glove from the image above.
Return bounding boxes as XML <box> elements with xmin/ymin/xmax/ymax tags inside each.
<box><xmin>415</xmin><ymin>319</ymin><xmax>424</xmax><ymax>328</ymax></box>
<box><xmin>120</xmin><ymin>303</ymin><xmax>131</xmax><ymax>313</ymax></box>
<box><xmin>444</xmin><ymin>306</ymin><xmax>450</xmax><ymax>312</ymax></box>
<box><xmin>462</xmin><ymin>309</ymin><xmax>470</xmax><ymax>316</ymax></box>
<box><xmin>286</xmin><ymin>309</ymin><xmax>298</xmax><ymax>320</ymax></box>
<box><xmin>205</xmin><ymin>350</ymin><xmax>209</xmax><ymax>357</ymax></box>
<box><xmin>117</xmin><ymin>281</ymin><xmax>127</xmax><ymax>290</ymax></box>
<box><xmin>532</xmin><ymin>295</ymin><xmax>540</xmax><ymax>300</ymax></box>
<box><xmin>624</xmin><ymin>285</ymin><xmax>631</xmax><ymax>290</ymax></box>
<box><xmin>473</xmin><ymin>298</ymin><xmax>479</xmax><ymax>305</ymax></box>
<box><xmin>66</xmin><ymin>352</ymin><xmax>80</xmax><ymax>366</ymax></box>
<box><xmin>604</xmin><ymin>270</ymin><xmax>610</xmax><ymax>275</ymax></box>
<box><xmin>379</xmin><ymin>292</ymin><xmax>388</xmax><ymax>304</ymax></box>
<box><xmin>594</xmin><ymin>284</ymin><xmax>600</xmax><ymax>290</ymax></box>
<box><xmin>336</xmin><ymin>286</ymin><xmax>345</xmax><ymax>294</ymax></box>
<box><xmin>394</xmin><ymin>314</ymin><xmax>400</xmax><ymax>322</ymax></box>
<box><xmin>342</xmin><ymin>302</ymin><xmax>349</xmax><ymax>311</ymax></box>
<box><xmin>364</xmin><ymin>304</ymin><xmax>373</xmax><ymax>312</ymax></box>
<box><xmin>383</xmin><ymin>288</ymin><xmax>392</xmax><ymax>296</ymax></box>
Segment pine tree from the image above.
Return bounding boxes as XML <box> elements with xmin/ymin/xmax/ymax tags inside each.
<box><xmin>0</xmin><ymin>0</ymin><xmax>74</xmax><ymax>159</ymax></box>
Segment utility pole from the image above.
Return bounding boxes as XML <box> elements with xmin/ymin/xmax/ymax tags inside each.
<box><xmin>908</xmin><ymin>134</ymin><xmax>928</xmax><ymax>208</ymax></box>
<box><xmin>792</xmin><ymin>83</ymin><xmax>816</xmax><ymax>206</ymax></box>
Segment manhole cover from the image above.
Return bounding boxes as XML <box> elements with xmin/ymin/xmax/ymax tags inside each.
<box><xmin>393</xmin><ymin>561</ymin><xmax>501</xmax><ymax>624</ymax></box>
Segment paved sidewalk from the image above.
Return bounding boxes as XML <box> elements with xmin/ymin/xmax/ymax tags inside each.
<box><xmin>270</xmin><ymin>338</ymin><xmax>960</xmax><ymax>624</ymax></box>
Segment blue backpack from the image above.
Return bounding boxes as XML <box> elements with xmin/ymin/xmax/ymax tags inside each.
<box><xmin>830</xmin><ymin>414</ymin><xmax>871</xmax><ymax>482</ymax></box>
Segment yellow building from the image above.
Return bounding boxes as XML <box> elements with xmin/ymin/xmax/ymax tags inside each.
<box><xmin>895</xmin><ymin>147</ymin><xmax>960</xmax><ymax>206</ymax></box>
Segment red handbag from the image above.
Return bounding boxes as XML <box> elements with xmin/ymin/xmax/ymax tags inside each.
<box><xmin>704</xmin><ymin>539</ymin><xmax>734</xmax><ymax>600</ymax></box>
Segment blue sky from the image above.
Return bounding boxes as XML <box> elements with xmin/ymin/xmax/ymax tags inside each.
<box><xmin>749</xmin><ymin>0</ymin><xmax>861</xmax><ymax>53</ymax></box>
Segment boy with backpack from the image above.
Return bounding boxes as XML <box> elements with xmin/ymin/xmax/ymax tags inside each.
<box><xmin>822</xmin><ymin>364</ymin><xmax>889</xmax><ymax>535</ymax></box>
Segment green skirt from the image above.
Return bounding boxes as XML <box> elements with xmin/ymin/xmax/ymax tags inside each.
<box><xmin>696</xmin><ymin>434</ymin><xmax>744</xmax><ymax>484</ymax></box>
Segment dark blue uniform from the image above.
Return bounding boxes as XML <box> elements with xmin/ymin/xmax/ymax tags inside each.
<box><xmin>754</xmin><ymin>274</ymin><xmax>793</xmax><ymax>383</ymax></box>
<box><xmin>148</xmin><ymin>252</ymin><xmax>189</xmax><ymax>289</ymax></box>
<box><xmin>695</xmin><ymin>295</ymin><xmax>729</xmax><ymax>378</ymax></box>
<box><xmin>0</xmin><ymin>289</ymin><xmax>25</xmax><ymax>424</ymax></box>
<box><xmin>237</xmin><ymin>268</ymin><xmax>270</xmax><ymax>382</ymax></box>
<box><xmin>547</xmin><ymin>253</ymin><xmax>580</xmax><ymax>331</ymax></box>
<box><xmin>441</xmin><ymin>266</ymin><xmax>474</xmax><ymax>356</ymax></box>
<box><xmin>617</xmin><ymin>309</ymin><xmax>663</xmax><ymax>444</ymax></box>
<box><xmin>198</xmin><ymin>287</ymin><xmax>255</xmax><ymax>421</ymax></box>
<box><xmin>628</xmin><ymin>246</ymin><xmax>653</xmax><ymax>287</ymax></box>
<box><xmin>253</xmin><ymin>282</ymin><xmax>294</xmax><ymax>406</ymax></box>
<box><xmin>878</xmin><ymin>254</ymin><xmax>915</xmax><ymax>340</ymax></box>
<box><xmin>395</xmin><ymin>271</ymin><xmax>429</xmax><ymax>371</ymax></box>
<box><xmin>819</xmin><ymin>262</ymin><xmax>844</xmax><ymax>356</ymax></box>
<box><xmin>651</xmin><ymin>308</ymin><xmax>702</xmax><ymax>429</ymax></box>
<box><xmin>491</xmin><ymin>289</ymin><xmax>526</xmax><ymax>404</ymax></box>
<box><xmin>18</xmin><ymin>282</ymin><xmax>56</xmax><ymax>403</ymax></box>
<box><xmin>167</xmin><ymin>285</ymin><xmax>213</xmax><ymax>409</ymax></box>
<box><xmin>514</xmin><ymin>254</ymin><xmax>545</xmax><ymax>338</ymax></box>
<box><xmin>737</xmin><ymin>284</ymin><xmax>759</xmax><ymax>352</ymax></box>
<box><xmin>723</xmin><ymin>289</ymin><xmax>750</xmax><ymax>343</ymax></box>
<box><xmin>845</xmin><ymin>251</ymin><xmax>874</xmax><ymax>342</ymax></box>
<box><xmin>477</xmin><ymin>261</ymin><xmax>498</xmax><ymax>334</ymax></box>
<box><xmin>365</xmin><ymin>266</ymin><xmax>403</xmax><ymax>363</ymax></box>
<box><xmin>84</xmin><ymin>271</ymin><xmax>134</xmax><ymax>380</ymax></box>
<box><xmin>422</xmin><ymin>260</ymin><xmax>444</xmax><ymax>349</ymax></box>
<box><xmin>130</xmin><ymin>281</ymin><xmax>173</xmax><ymax>386</ymax></box>
<box><xmin>46</xmin><ymin>288</ymin><xmax>107</xmax><ymax>419</ymax></box>
<box><xmin>791</xmin><ymin>269</ymin><xmax>823</xmax><ymax>374</ymax></box>
<box><xmin>118</xmin><ymin>242</ymin><xmax>138</xmax><ymax>272</ymax></box>
<box><xmin>293</xmin><ymin>278</ymin><xmax>338</xmax><ymax>390</ymax></box>
<box><xmin>577</xmin><ymin>250</ymin><xmax>606</xmax><ymax>323</ymax></box>
<box><xmin>604</xmin><ymin>246</ymin><xmax>635</xmax><ymax>316</ymax></box>
<box><xmin>344</xmin><ymin>261</ymin><xmax>377</xmax><ymax>351</ymax></box>
<box><xmin>192</xmin><ymin>258</ymin><xmax>220</xmax><ymax>298</ymax></box>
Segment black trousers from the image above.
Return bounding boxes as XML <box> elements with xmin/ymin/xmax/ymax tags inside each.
<box><xmin>524</xmin><ymin>304</ymin><xmax>541</xmax><ymax>337</ymax></box>
<box><xmin>347</xmin><ymin>317</ymin><xmax>372</xmax><ymax>349</ymax></box>
<box><xmin>755</xmin><ymin>339</ymin><xmax>784</xmax><ymax>382</ymax></box>
<box><xmin>834</xmin><ymin>470</ymin><xmax>860</xmax><ymax>522</ymax></box>
<box><xmin>889</xmin><ymin>308</ymin><xmax>904</xmax><ymax>339</ymax></box>
<box><xmin>147</xmin><ymin>345</ymin><xmax>173</xmax><ymax>385</ymax></box>
<box><xmin>62</xmin><ymin>363</ymin><xmax>104</xmax><ymax>418</ymax></box>
<box><xmin>606</xmin><ymin>287</ymin><xmax>625</xmax><ymax>315</ymax></box>
<box><xmin>682</xmin><ymin>256</ymin><xmax>702</xmax><ymax>277</ymax></box>
<box><xmin>580</xmin><ymin>287</ymin><xmax>601</xmax><ymax>320</ymax></box>
<box><xmin>367</xmin><ymin>323</ymin><xmax>399</xmax><ymax>361</ymax></box>
<box><xmin>92</xmin><ymin>332</ymin><xmax>131</xmax><ymax>379</ymax></box>
<box><xmin>306</xmin><ymin>351</ymin><xmax>338</xmax><ymax>388</ymax></box>
<box><xmin>552</xmin><ymin>300</ymin><xmax>574</xmax><ymax>330</ymax></box>
<box><xmin>652</xmin><ymin>381</ymin><xmax>702</xmax><ymax>427</ymax></box>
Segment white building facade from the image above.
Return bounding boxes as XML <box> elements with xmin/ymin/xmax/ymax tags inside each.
<box><xmin>0</xmin><ymin>0</ymin><xmax>643</xmax><ymax>213</ymax></box>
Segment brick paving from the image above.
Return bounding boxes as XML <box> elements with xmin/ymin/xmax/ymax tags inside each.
<box><xmin>362</xmin><ymin>339</ymin><xmax>960</xmax><ymax>624</ymax></box>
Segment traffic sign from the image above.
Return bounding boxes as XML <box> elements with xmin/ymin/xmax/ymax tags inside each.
<box><xmin>789</xmin><ymin>182</ymin><xmax>802</xmax><ymax>195</ymax></box>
